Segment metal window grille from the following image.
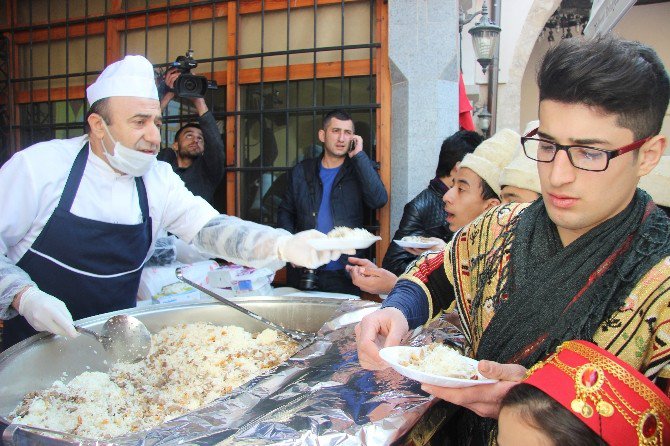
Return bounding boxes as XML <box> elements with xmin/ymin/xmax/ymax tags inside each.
<box><xmin>0</xmin><ymin>0</ymin><xmax>383</xmax><ymax>235</ymax></box>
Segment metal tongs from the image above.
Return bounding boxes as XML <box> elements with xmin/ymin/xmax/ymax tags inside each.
<box><xmin>175</xmin><ymin>267</ymin><xmax>314</xmax><ymax>344</ymax></box>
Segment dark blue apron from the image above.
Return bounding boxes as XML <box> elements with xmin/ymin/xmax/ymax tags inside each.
<box><xmin>2</xmin><ymin>145</ymin><xmax>152</xmax><ymax>350</ymax></box>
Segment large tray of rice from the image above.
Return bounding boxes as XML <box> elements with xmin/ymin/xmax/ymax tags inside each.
<box><xmin>0</xmin><ymin>297</ymin><xmax>344</xmax><ymax>442</ymax></box>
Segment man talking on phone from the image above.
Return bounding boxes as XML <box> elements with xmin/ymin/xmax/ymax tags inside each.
<box><xmin>278</xmin><ymin>109</ymin><xmax>387</xmax><ymax>295</ymax></box>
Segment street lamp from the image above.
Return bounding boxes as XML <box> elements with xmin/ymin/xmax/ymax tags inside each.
<box><xmin>477</xmin><ymin>107</ymin><xmax>492</xmax><ymax>135</ymax></box>
<box><xmin>468</xmin><ymin>3</ymin><xmax>501</xmax><ymax>74</ymax></box>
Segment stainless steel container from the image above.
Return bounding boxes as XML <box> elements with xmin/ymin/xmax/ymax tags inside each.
<box><xmin>0</xmin><ymin>296</ymin><xmax>345</xmax><ymax>442</ymax></box>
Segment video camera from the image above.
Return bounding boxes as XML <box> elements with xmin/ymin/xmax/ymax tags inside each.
<box><xmin>168</xmin><ymin>50</ymin><xmax>217</xmax><ymax>99</ymax></box>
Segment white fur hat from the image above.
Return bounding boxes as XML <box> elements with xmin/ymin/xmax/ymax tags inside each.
<box><xmin>639</xmin><ymin>156</ymin><xmax>670</xmax><ymax>207</ymax></box>
<box><xmin>86</xmin><ymin>55</ymin><xmax>158</xmax><ymax>105</ymax></box>
<box><xmin>499</xmin><ymin>120</ymin><xmax>541</xmax><ymax>194</ymax></box>
<box><xmin>459</xmin><ymin>128</ymin><xmax>520</xmax><ymax>196</ymax></box>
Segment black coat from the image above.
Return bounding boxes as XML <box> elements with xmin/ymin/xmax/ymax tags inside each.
<box><xmin>277</xmin><ymin>151</ymin><xmax>388</xmax><ymax>264</ymax></box>
<box><xmin>157</xmin><ymin>111</ymin><xmax>225</xmax><ymax>203</ymax></box>
<box><xmin>382</xmin><ymin>180</ymin><xmax>452</xmax><ymax>276</ymax></box>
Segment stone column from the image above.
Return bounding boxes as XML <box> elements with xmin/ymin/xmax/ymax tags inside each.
<box><xmin>387</xmin><ymin>0</ymin><xmax>460</xmax><ymax>235</ymax></box>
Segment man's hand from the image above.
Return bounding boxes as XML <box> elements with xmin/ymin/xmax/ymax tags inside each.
<box><xmin>420</xmin><ymin>360</ymin><xmax>527</xmax><ymax>418</ymax></box>
<box><xmin>348</xmin><ymin>135</ymin><xmax>364</xmax><ymax>158</ymax></box>
<box><xmin>16</xmin><ymin>287</ymin><xmax>79</xmax><ymax>338</ymax></box>
<box><xmin>346</xmin><ymin>257</ymin><xmax>398</xmax><ymax>294</ymax></box>
<box><xmin>277</xmin><ymin>229</ymin><xmax>355</xmax><ymax>269</ymax></box>
<box><xmin>355</xmin><ymin>307</ymin><xmax>409</xmax><ymax>370</ymax></box>
<box><xmin>159</xmin><ymin>68</ymin><xmax>180</xmax><ymax>110</ymax></box>
<box><xmin>404</xmin><ymin>237</ymin><xmax>446</xmax><ymax>256</ymax></box>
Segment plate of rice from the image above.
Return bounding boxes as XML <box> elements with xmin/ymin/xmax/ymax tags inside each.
<box><xmin>308</xmin><ymin>227</ymin><xmax>382</xmax><ymax>251</ymax></box>
<box><xmin>379</xmin><ymin>343</ymin><xmax>498</xmax><ymax>388</ymax></box>
<box><xmin>393</xmin><ymin>236</ymin><xmax>436</xmax><ymax>249</ymax></box>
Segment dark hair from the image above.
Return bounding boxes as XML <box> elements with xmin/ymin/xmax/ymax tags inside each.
<box><xmin>538</xmin><ymin>35</ymin><xmax>670</xmax><ymax>140</ymax></box>
<box><xmin>501</xmin><ymin>384</ymin><xmax>607</xmax><ymax>446</ymax></box>
<box><xmin>479</xmin><ymin>177</ymin><xmax>499</xmax><ymax>201</ymax></box>
<box><xmin>173</xmin><ymin>123</ymin><xmax>202</xmax><ymax>143</ymax></box>
<box><xmin>84</xmin><ymin>98</ymin><xmax>111</xmax><ymax>133</ymax></box>
<box><xmin>436</xmin><ymin>130</ymin><xmax>483</xmax><ymax>178</ymax></box>
<box><xmin>322</xmin><ymin>109</ymin><xmax>354</xmax><ymax>131</ymax></box>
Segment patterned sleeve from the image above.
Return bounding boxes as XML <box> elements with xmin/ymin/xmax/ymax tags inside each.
<box><xmin>399</xmin><ymin>248</ymin><xmax>456</xmax><ymax>325</ymax></box>
<box><xmin>399</xmin><ymin>203</ymin><xmax>529</xmax><ymax>340</ymax></box>
<box><xmin>594</xmin><ymin>256</ymin><xmax>670</xmax><ymax>381</ymax></box>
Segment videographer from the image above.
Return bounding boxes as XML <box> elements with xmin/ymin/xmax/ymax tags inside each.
<box><xmin>157</xmin><ymin>67</ymin><xmax>225</xmax><ymax>204</ymax></box>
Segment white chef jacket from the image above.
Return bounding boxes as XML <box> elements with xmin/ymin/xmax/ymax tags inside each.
<box><xmin>0</xmin><ymin>135</ymin><xmax>296</xmax><ymax>320</ymax></box>
<box><xmin>0</xmin><ymin>135</ymin><xmax>218</xmax><ymax>264</ymax></box>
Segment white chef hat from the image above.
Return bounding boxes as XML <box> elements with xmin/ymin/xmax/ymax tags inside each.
<box><xmin>86</xmin><ymin>55</ymin><xmax>158</xmax><ymax>106</ymax></box>
<box><xmin>499</xmin><ymin>120</ymin><xmax>541</xmax><ymax>194</ymax></box>
<box><xmin>459</xmin><ymin>128</ymin><xmax>520</xmax><ymax>197</ymax></box>
<box><xmin>639</xmin><ymin>156</ymin><xmax>670</xmax><ymax>207</ymax></box>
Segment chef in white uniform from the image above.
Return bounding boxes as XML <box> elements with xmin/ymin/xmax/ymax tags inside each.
<box><xmin>0</xmin><ymin>55</ymin><xmax>346</xmax><ymax>349</ymax></box>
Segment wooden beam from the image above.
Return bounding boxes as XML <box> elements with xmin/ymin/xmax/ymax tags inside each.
<box><xmin>238</xmin><ymin>0</ymin><xmax>361</xmax><ymax>15</ymax></box>
<box><xmin>238</xmin><ymin>59</ymin><xmax>375</xmax><ymax>84</ymax></box>
<box><xmin>8</xmin><ymin>4</ymin><xmax>226</xmax><ymax>44</ymax></box>
<box><xmin>10</xmin><ymin>59</ymin><xmax>372</xmax><ymax>103</ymax></box>
<box><xmin>118</xmin><ymin>4</ymin><xmax>227</xmax><ymax>32</ymax></box>
<box><xmin>15</xmin><ymin>86</ymin><xmax>86</xmax><ymax>103</ymax></box>
<box><xmin>226</xmin><ymin>1</ymin><xmax>238</xmax><ymax>217</ymax></box>
<box><xmin>375</xmin><ymin>0</ymin><xmax>391</xmax><ymax>265</ymax></box>
<box><xmin>105</xmin><ymin>19</ymin><xmax>122</xmax><ymax>65</ymax></box>
<box><xmin>10</xmin><ymin>22</ymin><xmax>106</xmax><ymax>45</ymax></box>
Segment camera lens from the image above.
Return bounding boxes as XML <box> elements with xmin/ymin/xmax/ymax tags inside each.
<box><xmin>299</xmin><ymin>269</ymin><xmax>318</xmax><ymax>291</ymax></box>
<box><xmin>174</xmin><ymin>74</ymin><xmax>207</xmax><ymax>98</ymax></box>
<box><xmin>183</xmin><ymin>79</ymin><xmax>196</xmax><ymax>91</ymax></box>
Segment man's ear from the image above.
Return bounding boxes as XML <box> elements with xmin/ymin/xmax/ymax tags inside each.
<box><xmin>88</xmin><ymin>113</ymin><xmax>106</xmax><ymax>140</ymax></box>
<box><xmin>637</xmin><ymin>135</ymin><xmax>667</xmax><ymax>176</ymax></box>
<box><xmin>318</xmin><ymin>129</ymin><xmax>326</xmax><ymax>144</ymax></box>
<box><xmin>172</xmin><ymin>141</ymin><xmax>179</xmax><ymax>153</ymax></box>
<box><xmin>484</xmin><ymin>198</ymin><xmax>501</xmax><ymax>211</ymax></box>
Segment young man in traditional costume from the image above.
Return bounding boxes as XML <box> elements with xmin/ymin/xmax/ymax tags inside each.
<box><xmin>355</xmin><ymin>35</ymin><xmax>670</xmax><ymax>444</ymax></box>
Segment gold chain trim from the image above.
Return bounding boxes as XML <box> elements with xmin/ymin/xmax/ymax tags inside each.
<box><xmin>530</xmin><ymin>343</ymin><xmax>667</xmax><ymax>445</ymax></box>
<box><xmin>561</xmin><ymin>342</ymin><xmax>670</xmax><ymax>421</ymax></box>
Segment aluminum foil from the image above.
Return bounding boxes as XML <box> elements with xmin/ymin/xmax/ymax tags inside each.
<box><xmin>5</xmin><ymin>300</ymin><xmax>464</xmax><ymax>446</ymax></box>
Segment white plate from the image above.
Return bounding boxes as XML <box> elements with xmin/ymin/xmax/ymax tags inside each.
<box><xmin>393</xmin><ymin>239</ymin><xmax>435</xmax><ymax>249</ymax></box>
<box><xmin>308</xmin><ymin>236</ymin><xmax>381</xmax><ymax>251</ymax></box>
<box><xmin>379</xmin><ymin>346</ymin><xmax>498</xmax><ymax>388</ymax></box>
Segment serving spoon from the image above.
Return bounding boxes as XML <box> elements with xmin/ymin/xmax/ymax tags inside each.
<box><xmin>175</xmin><ymin>267</ymin><xmax>314</xmax><ymax>344</ymax></box>
<box><xmin>75</xmin><ymin>314</ymin><xmax>152</xmax><ymax>363</ymax></box>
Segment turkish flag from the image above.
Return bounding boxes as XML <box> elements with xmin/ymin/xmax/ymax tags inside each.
<box><xmin>458</xmin><ymin>72</ymin><xmax>475</xmax><ymax>131</ymax></box>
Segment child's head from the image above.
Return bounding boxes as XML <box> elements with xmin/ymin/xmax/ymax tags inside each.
<box><xmin>499</xmin><ymin>340</ymin><xmax>670</xmax><ymax>446</ymax></box>
<box><xmin>499</xmin><ymin>384</ymin><xmax>607</xmax><ymax>446</ymax></box>
<box><xmin>442</xmin><ymin>128</ymin><xmax>519</xmax><ymax>231</ymax></box>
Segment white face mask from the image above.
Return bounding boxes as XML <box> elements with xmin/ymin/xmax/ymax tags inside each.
<box><xmin>100</xmin><ymin>122</ymin><xmax>157</xmax><ymax>177</ymax></box>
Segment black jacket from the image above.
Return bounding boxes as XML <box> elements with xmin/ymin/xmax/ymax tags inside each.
<box><xmin>277</xmin><ymin>151</ymin><xmax>388</xmax><ymax>263</ymax></box>
<box><xmin>382</xmin><ymin>180</ymin><xmax>453</xmax><ymax>276</ymax></box>
<box><xmin>158</xmin><ymin>111</ymin><xmax>225</xmax><ymax>203</ymax></box>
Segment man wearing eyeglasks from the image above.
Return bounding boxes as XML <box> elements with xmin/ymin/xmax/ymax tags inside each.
<box><xmin>354</xmin><ymin>35</ymin><xmax>670</xmax><ymax>444</ymax></box>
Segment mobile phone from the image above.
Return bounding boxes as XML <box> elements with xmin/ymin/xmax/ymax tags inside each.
<box><xmin>349</xmin><ymin>140</ymin><xmax>356</xmax><ymax>152</ymax></box>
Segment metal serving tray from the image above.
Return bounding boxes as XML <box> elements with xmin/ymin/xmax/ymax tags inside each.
<box><xmin>0</xmin><ymin>296</ymin><xmax>343</xmax><ymax>434</ymax></box>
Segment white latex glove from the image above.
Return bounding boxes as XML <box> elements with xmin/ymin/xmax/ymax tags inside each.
<box><xmin>277</xmin><ymin>229</ymin><xmax>354</xmax><ymax>269</ymax></box>
<box><xmin>17</xmin><ymin>287</ymin><xmax>79</xmax><ymax>338</ymax></box>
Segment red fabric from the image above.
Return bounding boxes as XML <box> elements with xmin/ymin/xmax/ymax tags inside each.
<box><xmin>523</xmin><ymin>340</ymin><xmax>670</xmax><ymax>446</ymax></box>
<box><xmin>458</xmin><ymin>72</ymin><xmax>475</xmax><ymax>131</ymax></box>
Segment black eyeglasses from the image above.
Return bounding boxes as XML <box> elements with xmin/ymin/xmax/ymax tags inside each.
<box><xmin>521</xmin><ymin>127</ymin><xmax>650</xmax><ymax>172</ymax></box>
